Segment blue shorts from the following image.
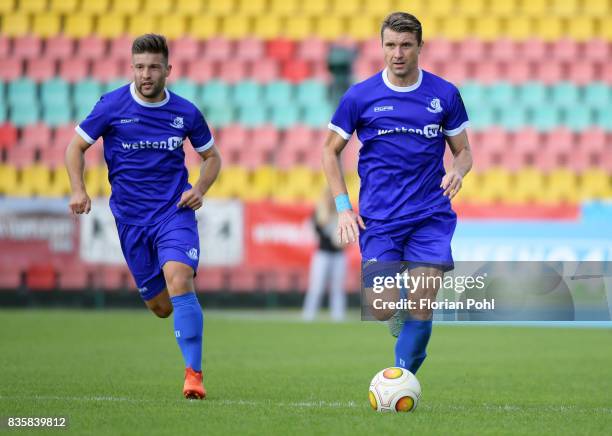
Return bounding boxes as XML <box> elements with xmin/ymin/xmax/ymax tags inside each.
<box><xmin>116</xmin><ymin>207</ymin><xmax>200</xmax><ymax>301</ymax></box>
<box><xmin>359</xmin><ymin>207</ymin><xmax>457</xmax><ymax>271</ymax></box>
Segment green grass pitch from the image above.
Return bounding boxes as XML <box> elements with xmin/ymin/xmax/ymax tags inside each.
<box><xmin>1</xmin><ymin>310</ymin><xmax>611</xmax><ymax>435</ymax></box>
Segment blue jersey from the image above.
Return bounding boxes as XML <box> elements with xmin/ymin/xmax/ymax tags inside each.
<box><xmin>76</xmin><ymin>83</ymin><xmax>214</xmax><ymax>225</ymax></box>
<box><xmin>329</xmin><ymin>68</ymin><xmax>469</xmax><ymax>220</ymax></box>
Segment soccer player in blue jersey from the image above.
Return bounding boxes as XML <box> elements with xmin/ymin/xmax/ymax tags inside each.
<box><xmin>65</xmin><ymin>34</ymin><xmax>221</xmax><ymax>399</ymax></box>
<box><xmin>323</xmin><ymin>12</ymin><xmax>473</xmax><ymax>374</ymax></box>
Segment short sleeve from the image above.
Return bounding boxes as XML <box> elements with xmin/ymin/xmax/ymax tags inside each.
<box><xmin>75</xmin><ymin>95</ymin><xmax>111</xmax><ymax>144</ymax></box>
<box><xmin>441</xmin><ymin>87</ymin><xmax>470</xmax><ymax>137</ymax></box>
<box><xmin>328</xmin><ymin>90</ymin><xmax>359</xmax><ymax>140</ymax></box>
<box><xmin>189</xmin><ymin>107</ymin><xmax>214</xmax><ymax>152</ymax></box>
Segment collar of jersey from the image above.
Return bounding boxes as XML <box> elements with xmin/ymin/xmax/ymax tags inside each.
<box><xmin>382</xmin><ymin>68</ymin><xmax>422</xmax><ymax>92</ymax></box>
<box><xmin>130</xmin><ymin>82</ymin><xmax>170</xmax><ymax>107</ymax></box>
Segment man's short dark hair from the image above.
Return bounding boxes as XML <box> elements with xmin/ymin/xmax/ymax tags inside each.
<box><xmin>381</xmin><ymin>12</ymin><xmax>423</xmax><ymax>45</ymax></box>
<box><xmin>131</xmin><ymin>33</ymin><xmax>169</xmax><ymax>64</ymax></box>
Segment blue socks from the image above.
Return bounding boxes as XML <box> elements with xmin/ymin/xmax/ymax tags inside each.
<box><xmin>171</xmin><ymin>292</ymin><xmax>203</xmax><ymax>372</ymax></box>
<box><xmin>394</xmin><ymin>319</ymin><xmax>432</xmax><ymax>374</ymax></box>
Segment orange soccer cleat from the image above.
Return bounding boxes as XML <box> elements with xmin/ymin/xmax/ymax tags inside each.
<box><xmin>183</xmin><ymin>367</ymin><xmax>206</xmax><ymax>400</ymax></box>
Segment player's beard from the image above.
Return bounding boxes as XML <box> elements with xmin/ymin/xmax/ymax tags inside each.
<box><xmin>137</xmin><ymin>80</ymin><xmax>165</xmax><ymax>100</ymax></box>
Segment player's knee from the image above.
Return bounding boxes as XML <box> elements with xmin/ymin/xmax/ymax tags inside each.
<box><xmin>166</xmin><ymin>273</ymin><xmax>193</xmax><ymax>295</ymax></box>
<box><xmin>151</xmin><ymin>302</ymin><xmax>173</xmax><ymax>318</ymax></box>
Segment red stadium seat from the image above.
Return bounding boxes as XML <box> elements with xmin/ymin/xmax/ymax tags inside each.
<box><xmin>567</xmin><ymin>61</ymin><xmax>596</xmax><ymax>85</ymax></box>
<box><xmin>458</xmin><ymin>38</ymin><xmax>486</xmax><ymax>62</ymax></box>
<box><xmin>512</xmin><ymin>127</ymin><xmax>540</xmax><ymax>166</ymax></box>
<box><xmin>503</xmin><ymin>59</ymin><xmax>532</xmax><ymax>84</ymax></box>
<box><xmin>281</xmin><ymin>59</ymin><xmax>310</xmax><ymax>83</ymax></box>
<box><xmin>0</xmin><ymin>122</ymin><xmax>18</xmax><ymax>149</ymax></box>
<box><xmin>521</xmin><ymin>38</ymin><xmax>547</xmax><ymax>62</ymax></box>
<box><xmin>539</xmin><ymin>127</ymin><xmax>575</xmax><ymax>170</ymax></box>
<box><xmin>250</xmin><ymin>58</ymin><xmax>279</xmax><ymax>83</ymax></box>
<box><xmin>76</xmin><ymin>35</ymin><xmax>107</xmax><ymax>60</ymax></box>
<box><xmin>0</xmin><ymin>58</ymin><xmax>22</xmax><ymax>81</ymax></box>
<box><xmin>236</xmin><ymin>37</ymin><xmax>264</xmax><ymax>61</ymax></box>
<box><xmin>282</xmin><ymin>124</ymin><xmax>315</xmax><ymax>150</ymax></box>
<box><xmin>353</xmin><ymin>57</ymin><xmax>380</xmax><ymax>81</ymax></box>
<box><xmin>441</xmin><ymin>59</ymin><xmax>469</xmax><ymax>84</ymax></box>
<box><xmin>20</xmin><ymin>123</ymin><xmax>52</xmax><ymax>149</ymax></box>
<box><xmin>360</xmin><ymin>37</ymin><xmax>382</xmax><ymax>61</ymax></box>
<box><xmin>551</xmin><ymin>38</ymin><xmax>579</xmax><ymax>62</ymax></box>
<box><xmin>52</xmin><ymin>123</ymin><xmax>78</xmax><ymax>148</ymax></box>
<box><xmin>534</xmin><ymin>60</ymin><xmax>564</xmax><ymax>85</ymax></box>
<box><xmin>25</xmin><ymin>57</ymin><xmax>57</xmax><ymax>82</ymax></box>
<box><xmin>171</xmin><ymin>36</ymin><xmax>201</xmax><ymax>62</ymax></box>
<box><xmin>217</xmin><ymin>60</ymin><xmax>247</xmax><ymax>83</ymax></box>
<box><xmin>299</xmin><ymin>37</ymin><xmax>329</xmax><ymax>62</ymax></box>
<box><xmin>40</xmin><ymin>145</ymin><xmax>66</xmax><ymax>168</ymax></box>
<box><xmin>13</xmin><ymin>35</ymin><xmax>42</xmax><ymax>59</ymax></box>
<box><xmin>266</xmin><ymin>38</ymin><xmax>296</xmax><ymax>62</ymax></box>
<box><xmin>0</xmin><ymin>265</ymin><xmax>22</xmax><ymax>289</ymax></box>
<box><xmin>203</xmin><ymin>37</ymin><xmax>232</xmax><ymax>60</ymax></box>
<box><xmin>185</xmin><ymin>59</ymin><xmax>216</xmax><ymax>83</ymax></box>
<box><xmin>218</xmin><ymin>124</ymin><xmax>248</xmax><ymax>165</ymax></box>
<box><xmin>91</xmin><ymin>58</ymin><xmax>121</xmax><ymax>82</ymax></box>
<box><xmin>310</xmin><ymin>60</ymin><xmax>331</xmax><ymax>83</ymax></box>
<box><xmin>26</xmin><ymin>263</ymin><xmax>57</xmax><ymax>291</ymax></box>
<box><xmin>56</xmin><ymin>262</ymin><xmax>93</xmax><ymax>290</ymax></box>
<box><xmin>424</xmin><ymin>38</ymin><xmax>454</xmax><ymax>62</ymax></box>
<box><xmin>341</xmin><ymin>134</ymin><xmax>360</xmax><ymax>171</ymax></box>
<box><xmin>0</xmin><ymin>35</ymin><xmax>8</xmax><ymax>58</ymax></box>
<box><xmin>7</xmin><ymin>146</ymin><xmax>36</xmax><ymax>167</ymax></box>
<box><xmin>489</xmin><ymin>39</ymin><xmax>517</xmax><ymax>62</ymax></box>
<box><xmin>583</xmin><ymin>39</ymin><xmax>609</xmax><ymax>62</ymax></box>
<box><xmin>471</xmin><ymin>60</ymin><xmax>501</xmax><ymax>85</ymax></box>
<box><xmin>599</xmin><ymin>63</ymin><xmax>612</xmax><ymax>85</ymax></box>
<box><xmin>252</xmin><ymin>124</ymin><xmax>280</xmax><ymax>150</ymax></box>
<box><xmin>59</xmin><ymin>57</ymin><xmax>89</xmax><ymax>82</ymax></box>
<box><xmin>108</xmin><ymin>36</ymin><xmax>132</xmax><ymax>62</ymax></box>
<box><xmin>44</xmin><ymin>35</ymin><xmax>74</xmax><ymax>60</ymax></box>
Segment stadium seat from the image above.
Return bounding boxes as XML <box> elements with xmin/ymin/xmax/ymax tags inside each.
<box><xmin>441</xmin><ymin>60</ymin><xmax>469</xmax><ymax>84</ymax></box>
<box><xmin>466</xmin><ymin>106</ymin><xmax>495</xmax><ymax>131</ymax></box>
<box><xmin>269</xmin><ymin>0</ymin><xmax>298</xmax><ymax>14</ymax></box>
<box><xmin>302</xmin><ymin>103</ymin><xmax>332</xmax><ymax>128</ymax></box>
<box><xmin>77</xmin><ymin>36</ymin><xmax>107</xmax><ymax>61</ymax></box>
<box><xmin>64</xmin><ymin>13</ymin><xmax>94</xmax><ymax>38</ymax></box>
<box><xmin>73</xmin><ymin>79</ymin><xmax>103</xmax><ymax>109</ymax></box>
<box><xmin>238</xmin><ymin>105</ymin><xmax>267</xmax><ymax>128</ymax></box>
<box><xmin>250</xmin><ymin>125</ymin><xmax>279</xmax><ymax>166</ymax></box>
<box><xmin>535</xmin><ymin>17</ymin><xmax>564</xmax><ymax>41</ymax></box>
<box><xmin>159</xmin><ymin>14</ymin><xmax>188</xmax><ymax>40</ymax></box>
<box><xmin>531</xmin><ymin>105</ymin><xmax>562</xmax><ymax>132</ymax></box>
<box><xmin>201</xmin><ymin>80</ymin><xmax>230</xmax><ymax>104</ymax></box>
<box><xmin>20</xmin><ymin>123</ymin><xmax>51</xmax><ymax>149</ymax></box>
<box><xmin>0</xmin><ymin>122</ymin><xmax>18</xmax><ymax>149</ymax></box>
<box><xmin>458</xmin><ymin>0</ymin><xmax>486</xmax><ymax>17</ymax></box>
<box><xmin>95</xmin><ymin>265</ymin><xmax>134</xmax><ymax>291</ymax></box>
<box><xmin>59</xmin><ymin>58</ymin><xmax>89</xmax><ymax>83</ymax></box>
<box><xmin>142</xmin><ymin>0</ymin><xmax>172</xmax><ymax>14</ymax></box>
<box><xmin>497</xmin><ymin>105</ymin><xmax>527</xmax><ymax>132</ymax></box>
<box><xmin>505</xmin><ymin>16</ymin><xmax>533</xmax><ymax>40</ymax></box>
<box><xmin>511</xmin><ymin>127</ymin><xmax>540</xmax><ymax>166</ymax></box>
<box><xmin>25</xmin><ymin>58</ymin><xmax>56</xmax><ymax>82</ymax></box>
<box><xmin>564</xmin><ymin>106</ymin><xmax>593</xmax><ymax>132</ymax></box>
<box><xmin>471</xmin><ymin>17</ymin><xmax>502</xmax><ymax>41</ymax></box>
<box><xmin>13</xmin><ymin>35</ymin><xmax>42</xmax><ymax>60</ymax></box>
<box><xmin>503</xmin><ymin>59</ymin><xmax>532</xmax><ymax>84</ymax></box>
<box><xmin>26</xmin><ymin>264</ymin><xmax>56</xmax><ymax>291</ymax></box>
<box><xmin>362</xmin><ymin>0</ymin><xmax>393</xmax><ymax>15</ymax></box>
<box><xmin>583</xmin><ymin>39</ymin><xmax>609</xmax><ymax>62</ymax></box>
<box><xmin>203</xmin><ymin>37</ymin><xmax>232</xmax><ymax>61</ymax></box>
<box><xmin>15</xmin><ymin>164</ymin><xmax>52</xmax><ymax>196</ymax></box>
<box><xmin>253</xmin><ymin>15</ymin><xmax>282</xmax><ymax>40</ymax></box>
<box><xmin>551</xmin><ymin>39</ymin><xmax>579</xmax><ymax>62</ymax></box>
<box><xmin>221</xmin><ymin>15</ymin><xmax>251</xmax><ymax>40</ymax></box>
<box><xmin>202</xmin><ymin>103</ymin><xmax>234</xmax><ymax>128</ymax></box>
<box><xmin>596</xmin><ymin>106</ymin><xmax>612</xmax><ymax>131</ymax></box>
<box><xmin>516</xmin><ymin>81</ymin><xmax>547</xmax><ymax>109</ymax></box>
<box><xmin>460</xmin><ymin>82</ymin><xmax>486</xmax><ymax>108</ymax></box>
<box><xmin>550</xmin><ymin>82</ymin><xmax>579</xmax><ymax>108</ymax></box>
<box><xmin>567</xmin><ymin>16</ymin><xmax>596</xmax><ymax>41</ymax></box>
<box><xmin>189</xmin><ymin>15</ymin><xmax>219</xmax><ymax>40</ymax></box>
<box><xmin>2</xmin><ymin>13</ymin><xmax>30</xmax><ymax>37</ymax></box>
<box><xmin>471</xmin><ymin>61</ymin><xmax>501</xmax><ymax>85</ymax></box>
<box><xmin>108</xmin><ymin>36</ymin><xmax>131</xmax><ymax>62</ymax></box>
<box><xmin>347</xmin><ymin>16</ymin><xmax>377</xmax><ymax>41</ymax></box>
<box><xmin>41</xmin><ymin>145</ymin><xmax>68</xmax><ymax>169</ymax></box>
<box><xmin>41</xmin><ymin>78</ymin><xmax>70</xmax><ymax>107</ymax></box>
<box><xmin>509</xmin><ymin>168</ymin><xmax>546</xmax><ymax>203</ymax></box>
<box><xmin>296</xmin><ymin>80</ymin><xmax>328</xmax><ymax>106</ymax></box>
<box><xmin>489</xmin><ymin>39</ymin><xmax>517</xmax><ymax>62</ymax></box>
<box><xmin>0</xmin><ymin>164</ymin><xmax>18</xmax><ymax>195</ymax></box>
<box><xmin>10</xmin><ymin>102</ymin><xmax>40</xmax><ymax>127</ymax></box>
<box><xmin>262</xmin><ymin>80</ymin><xmax>293</xmax><ymax>107</ymax></box>
<box><xmin>185</xmin><ymin>59</ymin><xmax>216</xmax><ymax>83</ymax></box>
<box><xmin>568</xmin><ymin>62</ymin><xmax>596</xmax><ymax>86</ymax></box>
<box><xmin>249</xmin><ymin>166</ymin><xmax>279</xmax><ymax>199</ymax></box>
<box><xmin>169</xmin><ymin>79</ymin><xmax>198</xmax><ymax>102</ymax></box>
<box><xmin>44</xmin><ymin>35</ymin><xmax>74</xmax><ymax>60</ymax></box>
<box><xmin>270</xmin><ymin>104</ymin><xmax>300</xmax><ymax>129</ymax></box>
<box><xmin>250</xmin><ymin>58</ymin><xmax>279</xmax><ymax>83</ymax></box>
<box><xmin>0</xmin><ymin>58</ymin><xmax>22</xmax><ymax>81</ymax></box>
<box><xmin>32</xmin><ymin>12</ymin><xmax>61</xmax><ymax>38</ymax></box>
<box><xmin>545</xmin><ymin>169</ymin><xmax>579</xmax><ymax>204</ymax></box>
<box><xmin>315</xmin><ymin>16</ymin><xmax>345</xmax><ymax>41</ymax></box>
<box><xmin>521</xmin><ymin>39</ymin><xmax>546</xmax><ymax>62</ymax></box>
<box><xmin>0</xmin><ymin>264</ymin><xmax>22</xmax><ymax>289</ymax></box>
<box><xmin>282</xmin><ymin>59</ymin><xmax>311</xmax><ymax>83</ymax></box>
<box><xmin>232</xmin><ymin>80</ymin><xmax>263</xmax><ymax>109</ymax></box>
<box><xmin>457</xmin><ymin>38</ymin><xmax>486</xmax><ymax>63</ymax></box>
<box><xmin>439</xmin><ymin>16</ymin><xmax>468</xmax><ymax>41</ymax></box>
<box><xmin>540</xmin><ymin>127</ymin><xmax>574</xmax><ymax>170</ymax></box>
<box><xmin>583</xmin><ymin>82</ymin><xmax>611</xmax><ymax>110</ymax></box>
<box><xmin>236</xmin><ymin>37</ymin><xmax>265</xmax><ymax>62</ymax></box>
<box><xmin>534</xmin><ymin>60</ymin><xmax>563</xmax><ymax>85</ymax></box>
<box><xmin>50</xmin><ymin>0</ymin><xmax>78</xmax><ymax>13</ymax></box>
<box><xmin>218</xmin><ymin>60</ymin><xmax>248</xmax><ymax>84</ymax></box>
<box><xmin>580</xmin><ymin>169</ymin><xmax>611</xmax><ymax>200</ymax></box>
<box><xmin>96</xmin><ymin>13</ymin><xmax>126</xmax><ymax>38</ymax></box>
<box><xmin>56</xmin><ymin>262</ymin><xmax>93</xmax><ymax>290</ymax></box>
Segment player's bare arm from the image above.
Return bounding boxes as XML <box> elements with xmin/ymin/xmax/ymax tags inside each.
<box><xmin>65</xmin><ymin>134</ymin><xmax>93</xmax><ymax>215</ymax></box>
<box><xmin>177</xmin><ymin>144</ymin><xmax>222</xmax><ymax>210</ymax></box>
<box><xmin>322</xmin><ymin>130</ymin><xmax>366</xmax><ymax>244</ymax></box>
<box><xmin>441</xmin><ymin>130</ymin><xmax>473</xmax><ymax>199</ymax></box>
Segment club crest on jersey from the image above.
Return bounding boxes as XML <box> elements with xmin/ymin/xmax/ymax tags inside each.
<box><xmin>426</xmin><ymin>98</ymin><xmax>443</xmax><ymax>113</ymax></box>
<box><xmin>187</xmin><ymin>248</ymin><xmax>198</xmax><ymax>260</ymax></box>
<box><xmin>170</xmin><ymin>116</ymin><xmax>184</xmax><ymax>129</ymax></box>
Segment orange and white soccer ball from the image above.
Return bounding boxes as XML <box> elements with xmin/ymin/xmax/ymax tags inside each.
<box><xmin>368</xmin><ymin>367</ymin><xmax>422</xmax><ymax>412</ymax></box>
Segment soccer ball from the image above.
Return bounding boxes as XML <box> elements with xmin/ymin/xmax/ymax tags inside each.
<box><xmin>368</xmin><ymin>367</ymin><xmax>421</xmax><ymax>412</ymax></box>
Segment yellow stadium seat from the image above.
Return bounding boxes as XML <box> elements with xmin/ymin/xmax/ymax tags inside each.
<box><xmin>96</xmin><ymin>13</ymin><xmax>126</xmax><ymax>38</ymax></box>
<box><xmin>207</xmin><ymin>0</ymin><xmax>236</xmax><ymax>16</ymax></box>
<box><xmin>128</xmin><ymin>15</ymin><xmax>160</xmax><ymax>37</ymax></box>
<box><xmin>159</xmin><ymin>14</ymin><xmax>188</xmax><ymax>40</ymax></box>
<box><xmin>567</xmin><ymin>16</ymin><xmax>596</xmax><ymax>41</ymax></box>
<box><xmin>50</xmin><ymin>0</ymin><xmax>78</xmax><ymax>13</ymax></box>
<box><xmin>456</xmin><ymin>0</ymin><xmax>486</xmax><ymax>16</ymax></box>
<box><xmin>363</xmin><ymin>0</ymin><xmax>393</xmax><ymax>16</ymax></box>
<box><xmin>175</xmin><ymin>0</ymin><xmax>204</xmax><ymax>14</ymax></box>
<box><xmin>302</xmin><ymin>0</ymin><xmax>328</xmax><ymax>16</ymax></box>
<box><xmin>348</xmin><ymin>16</ymin><xmax>378</xmax><ymax>41</ymax></box>
<box><xmin>519</xmin><ymin>0</ymin><xmax>548</xmax><ymax>17</ymax></box>
<box><xmin>0</xmin><ymin>0</ymin><xmax>15</xmax><ymax>13</ymax></box>
<box><xmin>330</xmin><ymin>0</ymin><xmax>361</xmax><ymax>17</ymax></box>
<box><xmin>189</xmin><ymin>15</ymin><xmax>219</xmax><ymax>39</ymax></box>
<box><xmin>111</xmin><ymin>0</ymin><xmax>140</xmax><ymax>14</ymax></box>
<box><xmin>544</xmin><ymin>169</ymin><xmax>579</xmax><ymax>204</ymax></box>
<box><xmin>81</xmin><ymin>0</ymin><xmax>110</xmax><ymax>14</ymax></box>
<box><xmin>238</xmin><ymin>0</ymin><xmax>266</xmax><ymax>15</ymax></box>
<box><xmin>48</xmin><ymin>168</ymin><xmax>71</xmax><ymax>197</ymax></box>
<box><xmin>269</xmin><ymin>0</ymin><xmax>298</xmax><ymax>16</ymax></box>
<box><xmin>580</xmin><ymin>169</ymin><xmax>612</xmax><ymax>200</ymax></box>
<box><xmin>15</xmin><ymin>165</ymin><xmax>51</xmax><ymax>197</ymax></box>
<box><xmin>488</xmin><ymin>0</ymin><xmax>517</xmax><ymax>16</ymax></box>
<box><xmin>315</xmin><ymin>15</ymin><xmax>345</xmax><ymax>41</ymax></box>
<box><xmin>440</xmin><ymin>16</ymin><xmax>469</xmax><ymax>41</ymax></box>
<box><xmin>419</xmin><ymin>16</ymin><xmax>441</xmax><ymax>39</ymax></box>
<box><xmin>2</xmin><ymin>13</ymin><xmax>29</xmax><ymax>37</ymax></box>
<box><xmin>471</xmin><ymin>17</ymin><xmax>502</xmax><ymax>41</ymax></box>
<box><xmin>476</xmin><ymin>168</ymin><xmax>512</xmax><ymax>203</ymax></box>
<box><xmin>505</xmin><ymin>16</ymin><xmax>532</xmax><ymax>40</ymax></box>
<box><xmin>510</xmin><ymin>168</ymin><xmax>546</xmax><ymax>203</ymax></box>
<box><xmin>0</xmin><ymin>164</ymin><xmax>18</xmax><ymax>195</ymax></box>
<box><xmin>582</xmin><ymin>0</ymin><xmax>610</xmax><ymax>16</ymax></box>
<box><xmin>85</xmin><ymin>166</ymin><xmax>108</xmax><ymax>198</ymax></box>
<box><xmin>32</xmin><ymin>12</ymin><xmax>61</xmax><ymax>37</ymax></box>
<box><xmin>427</xmin><ymin>0</ymin><xmax>455</xmax><ymax>18</ymax></box>
<box><xmin>221</xmin><ymin>14</ymin><xmax>251</xmax><ymax>40</ymax></box>
<box><xmin>284</xmin><ymin>16</ymin><xmax>312</xmax><ymax>40</ymax></box>
<box><xmin>253</xmin><ymin>15</ymin><xmax>281</xmax><ymax>39</ymax></box>
<box><xmin>19</xmin><ymin>0</ymin><xmax>46</xmax><ymax>13</ymax></box>
<box><xmin>345</xmin><ymin>171</ymin><xmax>360</xmax><ymax>204</ymax></box>
<box><xmin>275</xmin><ymin>167</ymin><xmax>318</xmax><ymax>202</ymax></box>
<box><xmin>535</xmin><ymin>17</ymin><xmax>564</xmax><ymax>41</ymax></box>
<box><xmin>143</xmin><ymin>0</ymin><xmax>172</xmax><ymax>15</ymax></box>
<box><xmin>454</xmin><ymin>172</ymin><xmax>479</xmax><ymax>203</ymax></box>
<box><xmin>551</xmin><ymin>0</ymin><xmax>579</xmax><ymax>16</ymax></box>
<box><xmin>598</xmin><ymin>17</ymin><xmax>612</xmax><ymax>40</ymax></box>
<box><xmin>65</xmin><ymin>13</ymin><xmax>94</xmax><ymax>38</ymax></box>
<box><xmin>249</xmin><ymin>166</ymin><xmax>279</xmax><ymax>200</ymax></box>
<box><xmin>217</xmin><ymin>166</ymin><xmax>249</xmax><ymax>199</ymax></box>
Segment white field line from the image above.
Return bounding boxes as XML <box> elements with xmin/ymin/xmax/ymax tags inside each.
<box><xmin>1</xmin><ymin>395</ymin><xmax>611</xmax><ymax>414</ymax></box>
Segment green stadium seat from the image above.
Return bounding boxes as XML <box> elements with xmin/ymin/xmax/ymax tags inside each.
<box><xmin>200</xmin><ymin>80</ymin><xmax>230</xmax><ymax>106</ymax></box>
<box><xmin>40</xmin><ymin>77</ymin><xmax>70</xmax><ymax>107</ymax></box>
<box><xmin>43</xmin><ymin>101</ymin><xmax>72</xmax><ymax>126</ymax></box>
<box><xmin>0</xmin><ymin>81</ymin><xmax>5</xmax><ymax>104</ymax></box>
<box><xmin>263</xmin><ymin>80</ymin><xmax>293</xmax><ymax>107</ymax></box>
<box><xmin>104</xmin><ymin>80</ymin><xmax>128</xmax><ymax>94</ymax></box>
<box><xmin>169</xmin><ymin>78</ymin><xmax>198</xmax><ymax>103</ymax></box>
<box><xmin>517</xmin><ymin>82</ymin><xmax>547</xmax><ymax>109</ymax></box>
<box><xmin>466</xmin><ymin>106</ymin><xmax>494</xmax><ymax>131</ymax></box>
<box><xmin>564</xmin><ymin>106</ymin><xmax>593</xmax><ymax>132</ymax></box>
<box><xmin>0</xmin><ymin>101</ymin><xmax>7</xmax><ymax>123</ymax></box>
<box><xmin>487</xmin><ymin>82</ymin><xmax>515</xmax><ymax>108</ymax></box>
<box><xmin>8</xmin><ymin>78</ymin><xmax>37</xmax><ymax>106</ymax></box>
<box><xmin>302</xmin><ymin>102</ymin><xmax>332</xmax><ymax>128</ymax></box>
<box><xmin>458</xmin><ymin>81</ymin><xmax>484</xmax><ymax>108</ymax></box>
<box><xmin>238</xmin><ymin>104</ymin><xmax>267</xmax><ymax>128</ymax></box>
<box><xmin>596</xmin><ymin>106</ymin><xmax>612</xmax><ymax>131</ymax></box>
<box><xmin>10</xmin><ymin>102</ymin><xmax>40</xmax><ymax>126</ymax></box>
<box><xmin>497</xmin><ymin>105</ymin><xmax>527</xmax><ymax>132</ymax></box>
<box><xmin>296</xmin><ymin>80</ymin><xmax>327</xmax><ymax>106</ymax></box>
<box><xmin>531</xmin><ymin>106</ymin><xmax>561</xmax><ymax>132</ymax></box>
<box><xmin>75</xmin><ymin>103</ymin><xmax>92</xmax><ymax>122</ymax></box>
<box><xmin>73</xmin><ymin>79</ymin><xmax>102</xmax><ymax>108</ymax></box>
<box><xmin>203</xmin><ymin>103</ymin><xmax>234</xmax><ymax>128</ymax></box>
<box><xmin>270</xmin><ymin>105</ymin><xmax>299</xmax><ymax>129</ymax></box>
<box><xmin>550</xmin><ymin>82</ymin><xmax>579</xmax><ymax>108</ymax></box>
<box><xmin>232</xmin><ymin>80</ymin><xmax>262</xmax><ymax>110</ymax></box>
<box><xmin>583</xmin><ymin>82</ymin><xmax>610</xmax><ymax>110</ymax></box>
